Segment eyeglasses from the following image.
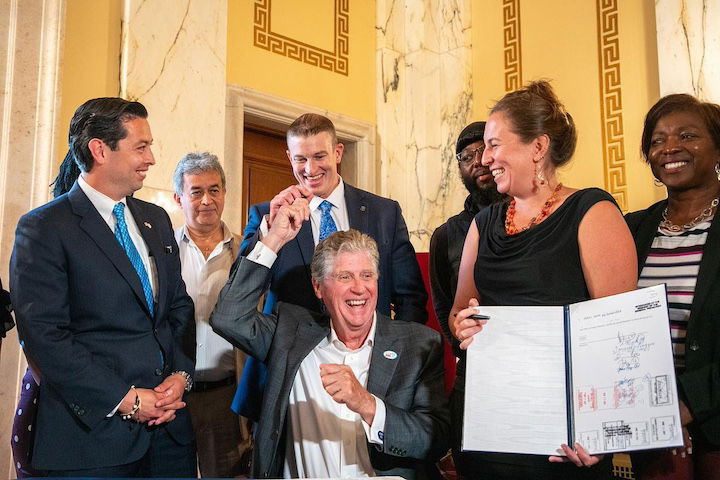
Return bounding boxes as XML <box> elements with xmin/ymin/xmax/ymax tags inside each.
<box><xmin>455</xmin><ymin>146</ymin><xmax>485</xmax><ymax>165</ymax></box>
<box><xmin>330</xmin><ymin>271</ymin><xmax>378</xmax><ymax>283</ymax></box>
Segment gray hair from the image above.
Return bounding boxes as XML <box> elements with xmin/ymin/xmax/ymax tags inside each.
<box><xmin>311</xmin><ymin>230</ymin><xmax>380</xmax><ymax>281</ymax></box>
<box><xmin>173</xmin><ymin>152</ymin><xmax>226</xmax><ymax>195</ymax></box>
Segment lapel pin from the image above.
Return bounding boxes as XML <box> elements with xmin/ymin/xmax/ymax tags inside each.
<box><xmin>383</xmin><ymin>350</ymin><xmax>398</xmax><ymax>360</ymax></box>
<box><xmin>360</xmin><ymin>205</ymin><xmax>367</xmax><ymax>212</ymax></box>
<box><xmin>164</xmin><ymin>245</ymin><xmax>173</xmax><ymax>254</ymax></box>
<box><xmin>144</xmin><ymin>222</ymin><xmax>152</xmax><ymax>229</ymax></box>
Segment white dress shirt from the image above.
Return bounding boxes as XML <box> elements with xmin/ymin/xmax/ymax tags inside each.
<box><xmin>77</xmin><ymin>175</ymin><xmax>157</xmax><ymax>296</ymax></box>
<box><xmin>246</xmin><ymin>248</ymin><xmax>387</xmax><ymax>478</ymax></box>
<box><xmin>258</xmin><ymin>178</ymin><xmax>350</xmax><ymax>245</ymax></box>
<box><xmin>282</xmin><ymin>318</ymin><xmax>387</xmax><ymax>478</ymax></box>
<box><xmin>175</xmin><ymin>223</ymin><xmax>238</xmax><ymax>381</ymax></box>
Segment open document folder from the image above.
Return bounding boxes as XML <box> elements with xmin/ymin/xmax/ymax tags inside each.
<box><xmin>462</xmin><ymin>284</ymin><xmax>683</xmax><ymax>456</ymax></box>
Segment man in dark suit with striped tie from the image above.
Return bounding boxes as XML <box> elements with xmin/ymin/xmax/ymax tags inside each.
<box><xmin>10</xmin><ymin>98</ymin><xmax>196</xmax><ymax>478</ymax></box>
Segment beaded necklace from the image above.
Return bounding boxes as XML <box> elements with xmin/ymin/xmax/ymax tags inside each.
<box><xmin>505</xmin><ymin>183</ymin><xmax>563</xmax><ymax>235</ymax></box>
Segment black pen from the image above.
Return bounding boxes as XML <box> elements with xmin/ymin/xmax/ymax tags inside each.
<box><xmin>469</xmin><ymin>313</ymin><xmax>490</xmax><ymax>320</ymax></box>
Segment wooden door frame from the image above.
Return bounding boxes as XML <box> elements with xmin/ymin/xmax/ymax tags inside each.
<box><xmin>223</xmin><ymin>86</ymin><xmax>376</xmax><ymax>236</ymax></box>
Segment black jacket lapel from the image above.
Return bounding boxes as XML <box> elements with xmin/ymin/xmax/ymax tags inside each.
<box><xmin>127</xmin><ymin>197</ymin><xmax>165</xmax><ymax>321</ymax></box>
<box><xmin>692</xmin><ymin>212</ymin><xmax>720</xmax><ymax>319</ymax></box>
<box><xmin>367</xmin><ymin>314</ymin><xmax>402</xmax><ymax>399</ymax></box>
<box><xmin>283</xmin><ymin>312</ymin><xmax>330</xmax><ymax>392</ymax></box>
<box><xmin>68</xmin><ymin>185</ymin><xmax>151</xmax><ymax>317</ymax></box>
<box><xmin>632</xmin><ymin>201</ymin><xmax>666</xmax><ymax>268</ymax></box>
<box><xmin>345</xmin><ymin>183</ymin><xmax>369</xmax><ymax>232</ymax></box>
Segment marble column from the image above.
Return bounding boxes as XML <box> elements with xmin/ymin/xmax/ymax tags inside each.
<box><xmin>376</xmin><ymin>0</ymin><xmax>473</xmax><ymax>250</ymax></box>
<box><xmin>120</xmin><ymin>0</ymin><xmax>232</xmax><ymax>229</ymax></box>
<box><xmin>655</xmin><ymin>0</ymin><xmax>720</xmax><ymax>103</ymax></box>
<box><xmin>0</xmin><ymin>0</ymin><xmax>64</xmax><ymax>475</ymax></box>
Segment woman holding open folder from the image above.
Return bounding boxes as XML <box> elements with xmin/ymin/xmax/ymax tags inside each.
<box><xmin>626</xmin><ymin>94</ymin><xmax>720</xmax><ymax>480</ymax></box>
<box><xmin>448</xmin><ymin>80</ymin><xmax>637</xmax><ymax>479</ymax></box>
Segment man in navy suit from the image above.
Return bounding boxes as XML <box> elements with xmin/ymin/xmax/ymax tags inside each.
<box><xmin>235</xmin><ymin>113</ymin><xmax>427</xmax><ymax>417</ymax></box>
<box><xmin>10</xmin><ymin>98</ymin><xmax>196</xmax><ymax>477</ymax></box>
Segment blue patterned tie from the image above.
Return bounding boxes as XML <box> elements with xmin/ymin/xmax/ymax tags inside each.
<box><xmin>112</xmin><ymin>203</ymin><xmax>154</xmax><ymax>316</ymax></box>
<box><xmin>318</xmin><ymin>200</ymin><xmax>338</xmax><ymax>242</ymax></box>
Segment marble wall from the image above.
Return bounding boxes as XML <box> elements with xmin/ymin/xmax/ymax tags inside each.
<box><xmin>121</xmin><ymin>0</ymin><xmax>231</xmax><ymax>230</ymax></box>
<box><xmin>0</xmin><ymin>1</ymin><xmax>64</xmax><ymax>475</ymax></box>
<box><xmin>655</xmin><ymin>0</ymin><xmax>720</xmax><ymax>102</ymax></box>
<box><xmin>376</xmin><ymin>0</ymin><xmax>473</xmax><ymax>250</ymax></box>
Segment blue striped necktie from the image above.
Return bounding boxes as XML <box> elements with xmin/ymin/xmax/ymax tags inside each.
<box><xmin>319</xmin><ymin>200</ymin><xmax>337</xmax><ymax>242</ymax></box>
<box><xmin>112</xmin><ymin>203</ymin><xmax>154</xmax><ymax>316</ymax></box>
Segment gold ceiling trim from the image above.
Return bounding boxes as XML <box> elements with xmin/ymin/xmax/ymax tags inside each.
<box><xmin>254</xmin><ymin>0</ymin><xmax>349</xmax><ymax>76</ymax></box>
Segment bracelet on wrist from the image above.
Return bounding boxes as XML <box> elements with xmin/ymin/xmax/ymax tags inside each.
<box><xmin>120</xmin><ymin>385</ymin><xmax>141</xmax><ymax>421</ymax></box>
<box><xmin>171</xmin><ymin>371</ymin><xmax>193</xmax><ymax>392</ymax></box>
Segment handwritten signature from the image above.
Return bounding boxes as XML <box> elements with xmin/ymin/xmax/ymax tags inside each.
<box><xmin>613</xmin><ymin>332</ymin><xmax>652</xmax><ymax>373</ymax></box>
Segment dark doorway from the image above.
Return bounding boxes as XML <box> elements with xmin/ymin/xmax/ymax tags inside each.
<box><xmin>241</xmin><ymin>125</ymin><xmax>294</xmax><ymax>229</ymax></box>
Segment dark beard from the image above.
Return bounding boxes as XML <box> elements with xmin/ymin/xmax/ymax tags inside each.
<box><xmin>462</xmin><ymin>176</ymin><xmax>506</xmax><ymax>207</ymax></box>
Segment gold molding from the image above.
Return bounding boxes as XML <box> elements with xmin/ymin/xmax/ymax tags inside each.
<box><xmin>254</xmin><ymin>0</ymin><xmax>349</xmax><ymax>76</ymax></box>
<box><xmin>503</xmin><ymin>0</ymin><xmax>522</xmax><ymax>92</ymax></box>
<box><xmin>596</xmin><ymin>0</ymin><xmax>628</xmax><ymax>211</ymax></box>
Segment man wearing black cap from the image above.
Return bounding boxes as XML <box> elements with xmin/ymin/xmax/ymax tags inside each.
<box><xmin>429</xmin><ymin>121</ymin><xmax>504</xmax><ymax>355</ymax></box>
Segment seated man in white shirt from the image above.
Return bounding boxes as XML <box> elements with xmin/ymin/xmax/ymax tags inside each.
<box><xmin>172</xmin><ymin>152</ymin><xmax>250</xmax><ymax>477</ymax></box>
<box><xmin>211</xmin><ymin>199</ymin><xmax>449</xmax><ymax>479</ymax></box>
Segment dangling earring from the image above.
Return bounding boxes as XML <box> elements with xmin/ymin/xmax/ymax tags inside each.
<box><xmin>715</xmin><ymin>163</ymin><xmax>720</xmax><ymax>181</ymax></box>
<box><xmin>536</xmin><ymin>164</ymin><xmax>546</xmax><ymax>186</ymax></box>
<box><xmin>654</xmin><ymin>177</ymin><xmax>664</xmax><ymax>187</ymax></box>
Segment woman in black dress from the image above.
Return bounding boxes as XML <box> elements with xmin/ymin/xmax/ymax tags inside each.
<box><xmin>449</xmin><ymin>80</ymin><xmax>638</xmax><ymax>479</ymax></box>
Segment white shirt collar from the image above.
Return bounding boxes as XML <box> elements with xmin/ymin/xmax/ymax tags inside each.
<box><xmin>177</xmin><ymin>221</ymin><xmax>234</xmax><ymax>246</ymax></box>
<box><xmin>78</xmin><ymin>175</ymin><xmax>126</xmax><ymax>221</ymax></box>
<box><xmin>309</xmin><ymin>178</ymin><xmax>345</xmax><ymax>212</ymax></box>
<box><xmin>326</xmin><ymin>311</ymin><xmax>377</xmax><ymax>352</ymax></box>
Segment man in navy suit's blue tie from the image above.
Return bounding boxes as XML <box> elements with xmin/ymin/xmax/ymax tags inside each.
<box><xmin>234</xmin><ymin>113</ymin><xmax>427</xmax><ymax>419</ymax></box>
<box><xmin>10</xmin><ymin>98</ymin><xmax>196</xmax><ymax>477</ymax></box>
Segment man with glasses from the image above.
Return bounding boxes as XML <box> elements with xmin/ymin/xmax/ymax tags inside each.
<box><xmin>211</xmin><ymin>200</ymin><xmax>449</xmax><ymax>479</ymax></box>
<box><xmin>429</xmin><ymin>121</ymin><xmax>504</xmax><ymax>355</ymax></box>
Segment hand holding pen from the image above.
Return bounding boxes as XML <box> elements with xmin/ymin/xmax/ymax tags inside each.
<box><xmin>452</xmin><ymin>298</ymin><xmax>489</xmax><ymax>350</ymax></box>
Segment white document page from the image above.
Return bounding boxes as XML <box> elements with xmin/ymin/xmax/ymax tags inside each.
<box><xmin>463</xmin><ymin>306</ymin><xmax>568</xmax><ymax>455</ymax></box>
<box><xmin>568</xmin><ymin>285</ymin><xmax>682</xmax><ymax>454</ymax></box>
